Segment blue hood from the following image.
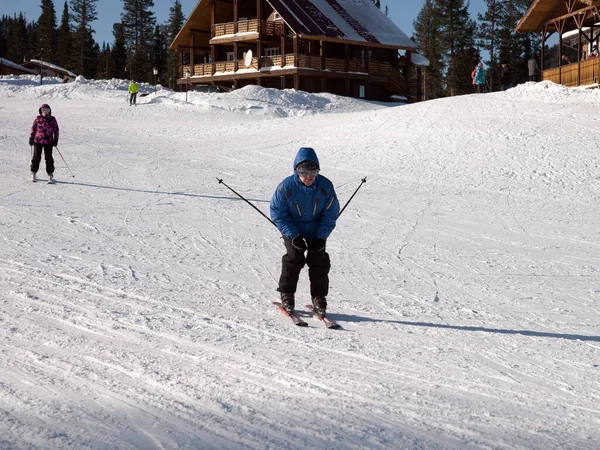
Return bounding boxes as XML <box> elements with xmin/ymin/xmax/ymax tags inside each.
<box><xmin>293</xmin><ymin>147</ymin><xmax>320</xmax><ymax>172</ymax></box>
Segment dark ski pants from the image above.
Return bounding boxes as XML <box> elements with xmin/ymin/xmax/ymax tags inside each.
<box><xmin>277</xmin><ymin>236</ymin><xmax>331</xmax><ymax>297</ymax></box>
<box><xmin>130</xmin><ymin>93</ymin><xmax>137</xmax><ymax>105</ymax></box>
<box><xmin>30</xmin><ymin>143</ymin><xmax>54</xmax><ymax>174</ymax></box>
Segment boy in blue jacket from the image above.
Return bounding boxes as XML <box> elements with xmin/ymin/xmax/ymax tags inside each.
<box><xmin>270</xmin><ymin>147</ymin><xmax>340</xmax><ymax>315</ymax></box>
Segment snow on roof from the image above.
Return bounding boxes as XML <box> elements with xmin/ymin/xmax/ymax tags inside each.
<box><xmin>266</xmin><ymin>0</ymin><xmax>417</xmax><ymax>49</ymax></box>
<box><xmin>29</xmin><ymin>59</ymin><xmax>77</xmax><ymax>77</ymax></box>
<box><xmin>0</xmin><ymin>58</ymin><xmax>37</xmax><ymax>74</ymax></box>
<box><xmin>411</xmin><ymin>53</ymin><xmax>430</xmax><ymax>67</ymax></box>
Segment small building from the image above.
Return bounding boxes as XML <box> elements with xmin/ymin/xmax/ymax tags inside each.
<box><xmin>0</xmin><ymin>58</ymin><xmax>37</xmax><ymax>76</ymax></box>
<box><xmin>170</xmin><ymin>0</ymin><xmax>422</xmax><ymax>102</ymax></box>
<box><xmin>21</xmin><ymin>60</ymin><xmax>77</xmax><ymax>82</ymax></box>
<box><xmin>516</xmin><ymin>0</ymin><xmax>600</xmax><ymax>87</ymax></box>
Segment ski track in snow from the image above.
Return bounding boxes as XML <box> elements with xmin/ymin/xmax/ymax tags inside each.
<box><xmin>0</xmin><ymin>77</ymin><xmax>599</xmax><ymax>449</ymax></box>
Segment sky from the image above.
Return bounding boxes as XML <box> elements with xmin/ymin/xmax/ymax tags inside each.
<box><xmin>2</xmin><ymin>0</ymin><xmax>487</xmax><ymax>45</ymax></box>
<box><xmin>1</xmin><ymin>72</ymin><xmax>600</xmax><ymax>448</ymax></box>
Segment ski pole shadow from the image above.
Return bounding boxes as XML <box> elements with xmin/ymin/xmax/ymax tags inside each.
<box><xmin>330</xmin><ymin>314</ymin><xmax>600</xmax><ymax>342</ymax></box>
<box><xmin>54</xmin><ymin>180</ymin><xmax>270</xmax><ymax>203</ymax></box>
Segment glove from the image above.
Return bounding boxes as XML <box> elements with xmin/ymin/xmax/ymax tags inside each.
<box><xmin>291</xmin><ymin>235</ymin><xmax>307</xmax><ymax>251</ymax></box>
<box><xmin>53</xmin><ymin>140</ymin><xmax>58</xmax><ymax>147</ymax></box>
<box><xmin>29</xmin><ymin>138</ymin><xmax>34</xmax><ymax>146</ymax></box>
<box><xmin>307</xmin><ymin>238</ymin><xmax>326</xmax><ymax>252</ymax></box>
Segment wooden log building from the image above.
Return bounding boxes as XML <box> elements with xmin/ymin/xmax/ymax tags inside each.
<box><xmin>517</xmin><ymin>0</ymin><xmax>600</xmax><ymax>87</ymax></box>
<box><xmin>169</xmin><ymin>0</ymin><xmax>421</xmax><ymax>102</ymax></box>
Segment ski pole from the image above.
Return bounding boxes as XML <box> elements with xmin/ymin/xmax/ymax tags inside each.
<box><xmin>216</xmin><ymin>177</ymin><xmax>277</xmax><ymax>227</ymax></box>
<box><xmin>338</xmin><ymin>177</ymin><xmax>366</xmax><ymax>218</ymax></box>
<box><xmin>55</xmin><ymin>146</ymin><xmax>75</xmax><ymax>178</ymax></box>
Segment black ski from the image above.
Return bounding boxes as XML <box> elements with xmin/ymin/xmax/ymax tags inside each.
<box><xmin>273</xmin><ymin>302</ymin><xmax>308</xmax><ymax>327</ymax></box>
<box><xmin>305</xmin><ymin>305</ymin><xmax>341</xmax><ymax>329</ymax></box>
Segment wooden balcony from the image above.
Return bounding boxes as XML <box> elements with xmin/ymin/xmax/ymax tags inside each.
<box><xmin>263</xmin><ymin>20</ymin><xmax>285</xmax><ymax>36</ymax></box>
<box><xmin>214</xmin><ymin>19</ymin><xmax>259</xmax><ymax>37</ymax></box>
<box><xmin>212</xmin><ymin>19</ymin><xmax>287</xmax><ymax>38</ymax></box>
<box><xmin>371</xmin><ymin>61</ymin><xmax>408</xmax><ymax>91</ymax></box>
<box><xmin>543</xmin><ymin>58</ymin><xmax>600</xmax><ymax>87</ymax></box>
<box><xmin>181</xmin><ymin>55</ymin><xmax>405</xmax><ymax>91</ymax></box>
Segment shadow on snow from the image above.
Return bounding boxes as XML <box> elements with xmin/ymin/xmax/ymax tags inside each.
<box><xmin>55</xmin><ymin>179</ymin><xmax>269</xmax><ymax>203</ymax></box>
<box><xmin>331</xmin><ymin>314</ymin><xmax>600</xmax><ymax>342</ymax></box>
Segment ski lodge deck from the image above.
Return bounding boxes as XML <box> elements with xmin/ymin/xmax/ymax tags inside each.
<box><xmin>517</xmin><ymin>0</ymin><xmax>600</xmax><ymax>87</ymax></box>
<box><xmin>169</xmin><ymin>0</ymin><xmax>423</xmax><ymax>102</ymax></box>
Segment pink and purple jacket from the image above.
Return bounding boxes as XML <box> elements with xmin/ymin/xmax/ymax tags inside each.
<box><xmin>30</xmin><ymin>114</ymin><xmax>59</xmax><ymax>145</ymax></box>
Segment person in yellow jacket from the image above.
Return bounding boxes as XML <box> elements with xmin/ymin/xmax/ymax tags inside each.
<box><xmin>128</xmin><ymin>81</ymin><xmax>139</xmax><ymax>105</ymax></box>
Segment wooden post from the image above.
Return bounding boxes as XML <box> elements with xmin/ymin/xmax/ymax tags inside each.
<box><xmin>364</xmin><ymin>47</ymin><xmax>370</xmax><ymax>99</ymax></box>
<box><xmin>293</xmin><ymin>35</ymin><xmax>298</xmax><ymax>68</ymax></box>
<box><xmin>345</xmin><ymin>43</ymin><xmax>349</xmax><ymax>72</ymax></box>
<box><xmin>190</xmin><ymin>34</ymin><xmax>195</xmax><ymax>73</ymax></box>
<box><xmin>211</xmin><ymin>45</ymin><xmax>216</xmax><ymax>75</ymax></box>
<box><xmin>320</xmin><ymin>40</ymin><xmax>325</xmax><ymax>71</ymax></box>
<box><xmin>234</xmin><ymin>0</ymin><xmax>238</xmax><ymax>34</ymax></box>
<box><xmin>281</xmin><ymin>23</ymin><xmax>286</xmax><ymax>66</ymax></box>
<box><xmin>406</xmin><ymin>50</ymin><xmax>412</xmax><ymax>103</ymax></box>
<box><xmin>211</xmin><ymin>0</ymin><xmax>216</xmax><ymax>38</ymax></box>
<box><xmin>234</xmin><ymin>42</ymin><xmax>238</xmax><ymax>72</ymax></box>
<box><xmin>257</xmin><ymin>0</ymin><xmax>262</xmax><ymax>34</ymax></box>
<box><xmin>574</xmin><ymin>11</ymin><xmax>584</xmax><ymax>86</ymax></box>
<box><xmin>179</xmin><ymin>50</ymin><xmax>183</xmax><ymax>80</ymax></box>
<box><xmin>541</xmin><ymin>28</ymin><xmax>546</xmax><ymax>79</ymax></box>
<box><xmin>558</xmin><ymin>20</ymin><xmax>564</xmax><ymax>84</ymax></box>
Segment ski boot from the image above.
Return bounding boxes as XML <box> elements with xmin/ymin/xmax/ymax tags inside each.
<box><xmin>311</xmin><ymin>296</ymin><xmax>327</xmax><ymax>316</ymax></box>
<box><xmin>280</xmin><ymin>292</ymin><xmax>295</xmax><ymax>315</ymax></box>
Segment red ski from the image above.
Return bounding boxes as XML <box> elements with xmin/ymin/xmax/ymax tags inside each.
<box><xmin>273</xmin><ymin>302</ymin><xmax>308</xmax><ymax>327</ymax></box>
<box><xmin>305</xmin><ymin>305</ymin><xmax>341</xmax><ymax>329</ymax></box>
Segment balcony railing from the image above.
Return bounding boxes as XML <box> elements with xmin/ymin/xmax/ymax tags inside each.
<box><xmin>212</xmin><ymin>19</ymin><xmax>288</xmax><ymax>38</ymax></box>
<box><xmin>214</xmin><ymin>19</ymin><xmax>259</xmax><ymax>37</ymax></box>
<box><xmin>182</xmin><ymin>54</ymin><xmax>404</xmax><ymax>91</ymax></box>
<box><xmin>543</xmin><ymin>58</ymin><xmax>600</xmax><ymax>87</ymax></box>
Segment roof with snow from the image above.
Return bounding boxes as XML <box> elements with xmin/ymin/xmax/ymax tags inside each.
<box><xmin>516</xmin><ymin>0</ymin><xmax>600</xmax><ymax>33</ymax></box>
<box><xmin>267</xmin><ymin>0</ymin><xmax>416</xmax><ymax>48</ymax></box>
<box><xmin>171</xmin><ymin>0</ymin><xmax>417</xmax><ymax>50</ymax></box>
<box><xmin>411</xmin><ymin>53</ymin><xmax>430</xmax><ymax>67</ymax></box>
<box><xmin>23</xmin><ymin>60</ymin><xmax>77</xmax><ymax>78</ymax></box>
<box><xmin>0</xmin><ymin>58</ymin><xmax>37</xmax><ymax>75</ymax></box>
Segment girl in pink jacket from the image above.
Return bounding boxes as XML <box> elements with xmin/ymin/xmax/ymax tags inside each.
<box><xmin>29</xmin><ymin>103</ymin><xmax>59</xmax><ymax>182</ymax></box>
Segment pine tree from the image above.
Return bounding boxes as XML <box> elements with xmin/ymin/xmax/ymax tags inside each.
<box><xmin>413</xmin><ymin>0</ymin><xmax>444</xmax><ymax>99</ymax></box>
<box><xmin>70</xmin><ymin>0</ymin><xmax>98</xmax><ymax>77</ymax></box>
<box><xmin>496</xmin><ymin>0</ymin><xmax>540</xmax><ymax>86</ymax></box>
<box><xmin>152</xmin><ymin>24</ymin><xmax>167</xmax><ymax>87</ymax></box>
<box><xmin>4</xmin><ymin>14</ymin><xmax>32</xmax><ymax>63</ymax></box>
<box><xmin>121</xmin><ymin>0</ymin><xmax>157</xmax><ymax>82</ymax></box>
<box><xmin>36</xmin><ymin>0</ymin><xmax>57</xmax><ymax>64</ymax></box>
<box><xmin>96</xmin><ymin>42</ymin><xmax>110</xmax><ymax>78</ymax></box>
<box><xmin>436</xmin><ymin>0</ymin><xmax>478</xmax><ymax>96</ymax></box>
<box><xmin>165</xmin><ymin>0</ymin><xmax>185</xmax><ymax>89</ymax></box>
<box><xmin>111</xmin><ymin>23</ymin><xmax>128</xmax><ymax>79</ymax></box>
<box><xmin>56</xmin><ymin>1</ymin><xmax>73</xmax><ymax>70</ymax></box>
<box><xmin>477</xmin><ymin>0</ymin><xmax>502</xmax><ymax>91</ymax></box>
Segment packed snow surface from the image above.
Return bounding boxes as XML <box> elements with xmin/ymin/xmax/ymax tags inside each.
<box><xmin>1</xmin><ymin>76</ymin><xmax>599</xmax><ymax>449</ymax></box>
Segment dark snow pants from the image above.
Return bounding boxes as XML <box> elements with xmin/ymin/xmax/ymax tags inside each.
<box><xmin>277</xmin><ymin>236</ymin><xmax>331</xmax><ymax>297</ymax></box>
<box><xmin>130</xmin><ymin>93</ymin><xmax>137</xmax><ymax>105</ymax></box>
<box><xmin>30</xmin><ymin>143</ymin><xmax>55</xmax><ymax>174</ymax></box>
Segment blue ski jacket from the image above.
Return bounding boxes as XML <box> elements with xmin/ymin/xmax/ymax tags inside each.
<box><xmin>270</xmin><ymin>147</ymin><xmax>339</xmax><ymax>240</ymax></box>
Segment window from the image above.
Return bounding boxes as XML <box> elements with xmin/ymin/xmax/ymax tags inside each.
<box><xmin>359</xmin><ymin>85</ymin><xmax>365</xmax><ymax>98</ymax></box>
<box><xmin>274</xmin><ymin>13</ymin><xmax>281</xmax><ymax>20</ymax></box>
<box><xmin>226</xmin><ymin>52</ymin><xmax>235</xmax><ymax>62</ymax></box>
<box><xmin>265</xmin><ymin>47</ymin><xmax>280</xmax><ymax>57</ymax></box>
